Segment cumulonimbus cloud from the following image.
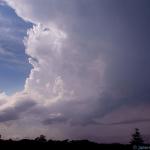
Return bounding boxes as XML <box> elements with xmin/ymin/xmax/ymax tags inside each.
<box><xmin>0</xmin><ymin>0</ymin><xmax>150</xmax><ymax>142</ymax></box>
<box><xmin>0</xmin><ymin>0</ymin><xmax>106</xmax><ymax>127</ymax></box>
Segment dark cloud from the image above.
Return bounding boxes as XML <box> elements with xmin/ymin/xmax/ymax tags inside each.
<box><xmin>0</xmin><ymin>99</ymin><xmax>36</xmax><ymax>123</ymax></box>
<box><xmin>106</xmin><ymin>118</ymin><xmax>150</xmax><ymax>125</ymax></box>
<box><xmin>14</xmin><ymin>99</ymin><xmax>36</xmax><ymax>112</ymax></box>
<box><xmin>0</xmin><ymin>108</ymin><xmax>18</xmax><ymax>122</ymax></box>
<box><xmin>43</xmin><ymin>116</ymin><xmax>67</xmax><ymax>125</ymax></box>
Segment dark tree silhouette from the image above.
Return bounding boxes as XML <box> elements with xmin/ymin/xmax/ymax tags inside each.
<box><xmin>35</xmin><ymin>135</ymin><xmax>47</xmax><ymax>142</ymax></box>
<box><xmin>0</xmin><ymin>131</ymin><xmax>148</xmax><ymax>149</ymax></box>
<box><xmin>130</xmin><ymin>128</ymin><xmax>144</xmax><ymax>145</ymax></box>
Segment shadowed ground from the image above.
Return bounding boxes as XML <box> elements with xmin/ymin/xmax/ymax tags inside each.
<box><xmin>0</xmin><ymin>138</ymin><xmax>149</xmax><ymax>150</ymax></box>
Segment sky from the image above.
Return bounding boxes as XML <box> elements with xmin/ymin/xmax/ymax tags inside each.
<box><xmin>0</xmin><ymin>2</ymin><xmax>32</xmax><ymax>94</ymax></box>
<box><xmin>0</xmin><ymin>0</ymin><xmax>150</xmax><ymax>143</ymax></box>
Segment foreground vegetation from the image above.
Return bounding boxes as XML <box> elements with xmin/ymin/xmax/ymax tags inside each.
<box><xmin>0</xmin><ymin>128</ymin><xmax>149</xmax><ymax>149</ymax></box>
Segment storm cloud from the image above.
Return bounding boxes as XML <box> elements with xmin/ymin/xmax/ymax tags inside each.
<box><xmin>0</xmin><ymin>0</ymin><xmax>150</xmax><ymax>143</ymax></box>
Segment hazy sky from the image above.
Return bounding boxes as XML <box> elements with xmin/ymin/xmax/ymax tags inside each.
<box><xmin>0</xmin><ymin>0</ymin><xmax>150</xmax><ymax>143</ymax></box>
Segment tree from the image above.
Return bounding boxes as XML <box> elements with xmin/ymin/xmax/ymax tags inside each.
<box><xmin>130</xmin><ymin>128</ymin><xmax>144</xmax><ymax>145</ymax></box>
<box><xmin>35</xmin><ymin>135</ymin><xmax>47</xmax><ymax>142</ymax></box>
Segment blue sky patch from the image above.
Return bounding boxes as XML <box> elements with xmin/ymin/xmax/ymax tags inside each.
<box><xmin>0</xmin><ymin>3</ymin><xmax>32</xmax><ymax>94</ymax></box>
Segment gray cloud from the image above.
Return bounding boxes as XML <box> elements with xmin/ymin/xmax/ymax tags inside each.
<box><xmin>105</xmin><ymin>118</ymin><xmax>150</xmax><ymax>126</ymax></box>
<box><xmin>0</xmin><ymin>108</ymin><xmax>18</xmax><ymax>122</ymax></box>
<box><xmin>0</xmin><ymin>0</ymin><xmax>150</xmax><ymax>142</ymax></box>
<box><xmin>0</xmin><ymin>99</ymin><xmax>36</xmax><ymax>122</ymax></box>
<box><xmin>43</xmin><ymin>115</ymin><xmax>67</xmax><ymax>125</ymax></box>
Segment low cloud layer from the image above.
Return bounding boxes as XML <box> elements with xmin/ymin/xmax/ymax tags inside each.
<box><xmin>0</xmin><ymin>0</ymin><xmax>150</xmax><ymax>143</ymax></box>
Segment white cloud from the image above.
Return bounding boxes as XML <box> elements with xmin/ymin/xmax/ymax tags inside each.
<box><xmin>0</xmin><ymin>0</ymin><xmax>106</xmax><ymax>137</ymax></box>
<box><xmin>0</xmin><ymin>91</ymin><xmax>8</xmax><ymax>105</ymax></box>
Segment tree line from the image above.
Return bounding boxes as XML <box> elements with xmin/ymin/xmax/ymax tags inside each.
<box><xmin>0</xmin><ymin>128</ymin><xmax>149</xmax><ymax>149</ymax></box>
